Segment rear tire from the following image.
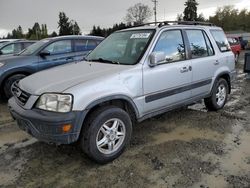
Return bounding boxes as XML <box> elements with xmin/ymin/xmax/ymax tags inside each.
<box><xmin>205</xmin><ymin>78</ymin><xmax>229</xmax><ymax>111</ymax></box>
<box><xmin>80</xmin><ymin>106</ymin><xmax>132</xmax><ymax>164</ymax></box>
<box><xmin>3</xmin><ymin>74</ymin><xmax>26</xmax><ymax>99</ymax></box>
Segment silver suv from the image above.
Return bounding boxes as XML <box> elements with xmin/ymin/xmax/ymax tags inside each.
<box><xmin>9</xmin><ymin>21</ymin><xmax>236</xmax><ymax>163</ymax></box>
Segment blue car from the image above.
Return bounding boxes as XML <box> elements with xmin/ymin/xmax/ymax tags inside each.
<box><xmin>0</xmin><ymin>35</ymin><xmax>104</xmax><ymax>98</ymax></box>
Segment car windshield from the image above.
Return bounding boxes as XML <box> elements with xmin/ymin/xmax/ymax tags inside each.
<box><xmin>86</xmin><ymin>30</ymin><xmax>154</xmax><ymax>65</ymax></box>
<box><xmin>19</xmin><ymin>39</ymin><xmax>51</xmax><ymax>56</ymax></box>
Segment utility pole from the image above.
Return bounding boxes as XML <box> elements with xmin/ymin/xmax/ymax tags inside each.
<box><xmin>152</xmin><ymin>0</ymin><xmax>158</xmax><ymax>25</ymax></box>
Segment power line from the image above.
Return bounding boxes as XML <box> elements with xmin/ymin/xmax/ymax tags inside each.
<box><xmin>152</xmin><ymin>0</ymin><xmax>158</xmax><ymax>25</ymax></box>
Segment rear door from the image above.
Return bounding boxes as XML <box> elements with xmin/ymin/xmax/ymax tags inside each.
<box><xmin>185</xmin><ymin>29</ymin><xmax>217</xmax><ymax>97</ymax></box>
<box><xmin>38</xmin><ymin>39</ymin><xmax>75</xmax><ymax>70</ymax></box>
<box><xmin>143</xmin><ymin>29</ymin><xmax>192</xmax><ymax>114</ymax></box>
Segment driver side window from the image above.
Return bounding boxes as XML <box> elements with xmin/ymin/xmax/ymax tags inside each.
<box><xmin>44</xmin><ymin>40</ymin><xmax>72</xmax><ymax>55</ymax></box>
<box><xmin>153</xmin><ymin>30</ymin><xmax>185</xmax><ymax>63</ymax></box>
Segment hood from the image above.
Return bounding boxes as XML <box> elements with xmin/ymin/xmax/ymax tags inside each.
<box><xmin>19</xmin><ymin>61</ymin><xmax>131</xmax><ymax>95</ymax></box>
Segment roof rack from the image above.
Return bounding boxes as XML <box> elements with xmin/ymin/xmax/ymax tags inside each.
<box><xmin>130</xmin><ymin>21</ymin><xmax>215</xmax><ymax>28</ymax></box>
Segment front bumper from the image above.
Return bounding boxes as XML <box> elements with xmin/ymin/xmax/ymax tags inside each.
<box><xmin>8</xmin><ymin>97</ymin><xmax>86</xmax><ymax>144</ymax></box>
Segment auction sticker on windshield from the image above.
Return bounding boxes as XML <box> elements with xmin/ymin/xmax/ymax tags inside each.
<box><xmin>130</xmin><ymin>33</ymin><xmax>151</xmax><ymax>39</ymax></box>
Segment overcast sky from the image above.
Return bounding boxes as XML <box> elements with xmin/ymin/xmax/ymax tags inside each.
<box><xmin>0</xmin><ymin>0</ymin><xmax>249</xmax><ymax>37</ymax></box>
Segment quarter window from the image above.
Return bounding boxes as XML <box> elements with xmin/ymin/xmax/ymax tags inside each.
<box><xmin>153</xmin><ymin>30</ymin><xmax>185</xmax><ymax>63</ymax></box>
<box><xmin>211</xmin><ymin>30</ymin><xmax>230</xmax><ymax>52</ymax></box>
<box><xmin>186</xmin><ymin>30</ymin><xmax>210</xmax><ymax>58</ymax></box>
<box><xmin>44</xmin><ymin>40</ymin><xmax>72</xmax><ymax>55</ymax></box>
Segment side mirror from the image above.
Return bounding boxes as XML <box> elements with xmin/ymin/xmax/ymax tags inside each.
<box><xmin>149</xmin><ymin>52</ymin><xmax>166</xmax><ymax>67</ymax></box>
<box><xmin>39</xmin><ymin>50</ymin><xmax>50</xmax><ymax>58</ymax></box>
<box><xmin>0</xmin><ymin>50</ymin><xmax>3</xmax><ymax>55</ymax></box>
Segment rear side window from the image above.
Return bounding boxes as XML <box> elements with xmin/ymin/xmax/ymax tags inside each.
<box><xmin>86</xmin><ymin>40</ymin><xmax>97</xmax><ymax>50</ymax></box>
<box><xmin>210</xmin><ymin>30</ymin><xmax>230</xmax><ymax>52</ymax></box>
<box><xmin>74</xmin><ymin>39</ymin><xmax>98</xmax><ymax>52</ymax></box>
<box><xmin>96</xmin><ymin>40</ymin><xmax>102</xmax><ymax>45</ymax></box>
<box><xmin>153</xmin><ymin>30</ymin><xmax>185</xmax><ymax>63</ymax></box>
<box><xmin>75</xmin><ymin>39</ymin><xmax>87</xmax><ymax>52</ymax></box>
<box><xmin>186</xmin><ymin>30</ymin><xmax>213</xmax><ymax>59</ymax></box>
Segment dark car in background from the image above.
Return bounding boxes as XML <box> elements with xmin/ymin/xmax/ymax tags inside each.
<box><xmin>0</xmin><ymin>40</ymin><xmax>35</xmax><ymax>56</ymax></box>
<box><xmin>227</xmin><ymin>36</ymin><xmax>241</xmax><ymax>63</ymax></box>
<box><xmin>0</xmin><ymin>35</ymin><xmax>104</xmax><ymax>98</ymax></box>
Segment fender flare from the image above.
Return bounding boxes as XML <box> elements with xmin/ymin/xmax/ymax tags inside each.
<box><xmin>85</xmin><ymin>94</ymin><xmax>140</xmax><ymax>119</ymax></box>
<box><xmin>212</xmin><ymin>71</ymin><xmax>231</xmax><ymax>94</ymax></box>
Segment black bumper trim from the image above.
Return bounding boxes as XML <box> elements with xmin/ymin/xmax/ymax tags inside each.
<box><xmin>8</xmin><ymin>97</ymin><xmax>86</xmax><ymax>144</ymax></box>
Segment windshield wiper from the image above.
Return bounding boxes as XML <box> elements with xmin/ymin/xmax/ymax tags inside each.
<box><xmin>87</xmin><ymin>58</ymin><xmax>120</xmax><ymax>65</ymax></box>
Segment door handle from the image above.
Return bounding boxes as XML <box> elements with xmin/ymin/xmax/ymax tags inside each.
<box><xmin>214</xmin><ymin>60</ymin><xmax>220</xmax><ymax>65</ymax></box>
<box><xmin>180</xmin><ymin>66</ymin><xmax>189</xmax><ymax>73</ymax></box>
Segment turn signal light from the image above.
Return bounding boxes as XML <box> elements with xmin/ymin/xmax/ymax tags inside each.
<box><xmin>62</xmin><ymin>124</ymin><xmax>72</xmax><ymax>133</ymax></box>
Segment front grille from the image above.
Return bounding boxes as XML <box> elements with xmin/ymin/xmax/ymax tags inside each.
<box><xmin>12</xmin><ymin>82</ymin><xmax>31</xmax><ymax>105</ymax></box>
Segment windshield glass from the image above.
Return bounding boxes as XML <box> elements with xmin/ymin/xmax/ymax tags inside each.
<box><xmin>86</xmin><ymin>30</ymin><xmax>154</xmax><ymax>65</ymax></box>
<box><xmin>20</xmin><ymin>39</ymin><xmax>50</xmax><ymax>56</ymax></box>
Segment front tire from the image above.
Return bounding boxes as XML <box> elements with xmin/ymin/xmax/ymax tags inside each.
<box><xmin>3</xmin><ymin>74</ymin><xmax>26</xmax><ymax>99</ymax></box>
<box><xmin>80</xmin><ymin>106</ymin><xmax>132</xmax><ymax>164</ymax></box>
<box><xmin>205</xmin><ymin>78</ymin><xmax>229</xmax><ymax>111</ymax></box>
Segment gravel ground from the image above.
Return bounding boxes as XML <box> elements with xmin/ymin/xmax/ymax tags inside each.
<box><xmin>0</xmin><ymin>51</ymin><xmax>250</xmax><ymax>188</ymax></box>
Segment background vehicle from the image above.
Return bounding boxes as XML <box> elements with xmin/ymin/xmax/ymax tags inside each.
<box><xmin>0</xmin><ymin>35</ymin><xmax>104</xmax><ymax>98</ymax></box>
<box><xmin>9</xmin><ymin>21</ymin><xmax>235</xmax><ymax>163</ymax></box>
<box><xmin>0</xmin><ymin>40</ymin><xmax>35</xmax><ymax>56</ymax></box>
<box><xmin>227</xmin><ymin>36</ymin><xmax>241</xmax><ymax>63</ymax></box>
<box><xmin>239</xmin><ymin>36</ymin><xmax>250</xmax><ymax>49</ymax></box>
<box><xmin>0</xmin><ymin>39</ymin><xmax>20</xmax><ymax>47</ymax></box>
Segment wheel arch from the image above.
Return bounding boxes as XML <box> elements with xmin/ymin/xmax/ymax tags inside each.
<box><xmin>83</xmin><ymin>95</ymin><xmax>140</xmax><ymax>126</ymax></box>
<box><xmin>0</xmin><ymin>69</ymin><xmax>33</xmax><ymax>97</ymax></box>
<box><xmin>214</xmin><ymin>71</ymin><xmax>231</xmax><ymax>94</ymax></box>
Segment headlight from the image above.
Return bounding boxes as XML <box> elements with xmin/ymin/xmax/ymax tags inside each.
<box><xmin>36</xmin><ymin>93</ymin><xmax>73</xmax><ymax>113</ymax></box>
<box><xmin>0</xmin><ymin>62</ymin><xmax>5</xmax><ymax>67</ymax></box>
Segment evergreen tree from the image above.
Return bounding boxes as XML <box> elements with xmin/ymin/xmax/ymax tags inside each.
<box><xmin>58</xmin><ymin>12</ymin><xmax>81</xmax><ymax>35</ymax></box>
<box><xmin>49</xmin><ymin>31</ymin><xmax>58</xmax><ymax>37</ymax></box>
<box><xmin>183</xmin><ymin>0</ymin><xmax>199</xmax><ymax>21</ymax></box>
<box><xmin>41</xmin><ymin>24</ymin><xmax>48</xmax><ymax>38</ymax></box>
<box><xmin>70</xmin><ymin>20</ymin><xmax>81</xmax><ymax>35</ymax></box>
<box><xmin>58</xmin><ymin>12</ymin><xmax>72</xmax><ymax>35</ymax></box>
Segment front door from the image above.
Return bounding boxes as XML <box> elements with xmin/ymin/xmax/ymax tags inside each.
<box><xmin>38</xmin><ymin>39</ymin><xmax>75</xmax><ymax>70</ymax></box>
<box><xmin>143</xmin><ymin>29</ymin><xmax>192</xmax><ymax>115</ymax></box>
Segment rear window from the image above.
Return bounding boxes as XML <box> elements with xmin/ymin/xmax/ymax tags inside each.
<box><xmin>210</xmin><ymin>30</ymin><xmax>230</xmax><ymax>52</ymax></box>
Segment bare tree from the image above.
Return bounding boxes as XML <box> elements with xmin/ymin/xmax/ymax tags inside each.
<box><xmin>125</xmin><ymin>3</ymin><xmax>152</xmax><ymax>25</ymax></box>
